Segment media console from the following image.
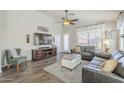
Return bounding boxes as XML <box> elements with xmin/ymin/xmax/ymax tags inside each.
<box><xmin>32</xmin><ymin>47</ymin><xmax>57</xmax><ymax>61</ymax></box>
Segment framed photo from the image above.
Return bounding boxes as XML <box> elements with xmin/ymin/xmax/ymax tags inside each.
<box><xmin>26</xmin><ymin>34</ymin><xmax>30</xmax><ymax>43</ymax></box>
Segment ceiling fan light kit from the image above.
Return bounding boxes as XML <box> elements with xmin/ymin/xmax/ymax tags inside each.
<box><xmin>64</xmin><ymin>19</ymin><xmax>70</xmax><ymax>25</ymax></box>
<box><xmin>59</xmin><ymin>10</ymin><xmax>79</xmax><ymax>26</ymax></box>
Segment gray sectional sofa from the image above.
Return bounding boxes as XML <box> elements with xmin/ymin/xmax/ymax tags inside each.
<box><xmin>82</xmin><ymin>50</ymin><xmax>124</xmax><ymax>83</ymax></box>
<box><xmin>71</xmin><ymin>46</ymin><xmax>95</xmax><ymax>61</ymax></box>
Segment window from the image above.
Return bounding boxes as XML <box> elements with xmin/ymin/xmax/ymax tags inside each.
<box><xmin>77</xmin><ymin>31</ymin><xmax>88</xmax><ymax>45</ymax></box>
<box><xmin>63</xmin><ymin>34</ymin><xmax>69</xmax><ymax>51</ymax></box>
<box><xmin>77</xmin><ymin>24</ymin><xmax>104</xmax><ymax>49</ymax></box>
<box><xmin>120</xmin><ymin>24</ymin><xmax>124</xmax><ymax>50</ymax></box>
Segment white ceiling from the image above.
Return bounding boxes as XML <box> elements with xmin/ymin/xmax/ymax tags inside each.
<box><xmin>39</xmin><ymin>10</ymin><xmax>121</xmax><ymax>27</ymax></box>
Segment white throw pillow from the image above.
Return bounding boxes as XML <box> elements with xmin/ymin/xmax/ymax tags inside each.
<box><xmin>101</xmin><ymin>59</ymin><xmax>118</xmax><ymax>72</ymax></box>
<box><xmin>9</xmin><ymin>49</ymin><xmax>20</xmax><ymax>57</ymax></box>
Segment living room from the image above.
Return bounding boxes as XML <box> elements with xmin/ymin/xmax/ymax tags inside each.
<box><xmin>0</xmin><ymin>10</ymin><xmax>124</xmax><ymax>83</ymax></box>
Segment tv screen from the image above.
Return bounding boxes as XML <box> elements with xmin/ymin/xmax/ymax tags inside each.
<box><xmin>34</xmin><ymin>33</ymin><xmax>52</xmax><ymax>45</ymax></box>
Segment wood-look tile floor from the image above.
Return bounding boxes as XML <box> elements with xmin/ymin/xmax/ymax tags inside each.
<box><xmin>0</xmin><ymin>53</ymin><xmax>65</xmax><ymax>83</ymax></box>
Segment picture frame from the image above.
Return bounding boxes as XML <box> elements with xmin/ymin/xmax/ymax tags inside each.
<box><xmin>26</xmin><ymin>34</ymin><xmax>30</xmax><ymax>43</ymax></box>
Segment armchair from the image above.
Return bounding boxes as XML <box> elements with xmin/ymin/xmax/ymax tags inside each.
<box><xmin>6</xmin><ymin>48</ymin><xmax>27</xmax><ymax>71</ymax></box>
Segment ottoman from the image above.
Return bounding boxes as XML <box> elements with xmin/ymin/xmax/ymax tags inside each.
<box><xmin>61</xmin><ymin>54</ymin><xmax>81</xmax><ymax>70</ymax></box>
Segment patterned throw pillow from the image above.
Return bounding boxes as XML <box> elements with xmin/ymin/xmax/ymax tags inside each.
<box><xmin>9</xmin><ymin>49</ymin><xmax>20</xmax><ymax>58</ymax></box>
<box><xmin>101</xmin><ymin>59</ymin><xmax>118</xmax><ymax>73</ymax></box>
<box><xmin>89</xmin><ymin>57</ymin><xmax>106</xmax><ymax>68</ymax></box>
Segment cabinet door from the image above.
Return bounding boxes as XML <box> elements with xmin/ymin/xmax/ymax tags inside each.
<box><xmin>36</xmin><ymin>50</ymin><xmax>42</xmax><ymax>56</ymax></box>
<box><xmin>32</xmin><ymin>50</ymin><xmax>36</xmax><ymax>61</ymax></box>
<box><xmin>52</xmin><ymin>48</ymin><xmax>57</xmax><ymax>55</ymax></box>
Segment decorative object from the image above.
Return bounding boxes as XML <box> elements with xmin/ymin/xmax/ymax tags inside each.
<box><xmin>108</xmin><ymin>29</ymin><xmax>115</xmax><ymax>39</ymax></box>
<box><xmin>103</xmin><ymin>33</ymin><xmax>110</xmax><ymax>53</ymax></box>
<box><xmin>26</xmin><ymin>34</ymin><xmax>30</xmax><ymax>43</ymax></box>
<box><xmin>75</xmin><ymin>46</ymin><xmax>81</xmax><ymax>52</ymax></box>
<box><xmin>37</xmin><ymin>26</ymin><xmax>48</xmax><ymax>32</ymax></box>
<box><xmin>53</xmin><ymin>36</ymin><xmax>55</xmax><ymax>42</ymax></box>
<box><xmin>103</xmin><ymin>39</ymin><xmax>110</xmax><ymax>53</ymax></box>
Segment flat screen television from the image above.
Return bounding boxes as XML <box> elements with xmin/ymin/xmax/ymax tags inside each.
<box><xmin>34</xmin><ymin>33</ymin><xmax>52</xmax><ymax>45</ymax></box>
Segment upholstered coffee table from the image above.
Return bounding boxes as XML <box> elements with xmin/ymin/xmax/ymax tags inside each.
<box><xmin>61</xmin><ymin>54</ymin><xmax>81</xmax><ymax>71</ymax></box>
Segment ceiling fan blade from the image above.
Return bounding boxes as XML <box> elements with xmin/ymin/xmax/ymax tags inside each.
<box><xmin>70</xmin><ymin>19</ymin><xmax>78</xmax><ymax>22</ymax></box>
<box><xmin>70</xmin><ymin>23</ymin><xmax>75</xmax><ymax>25</ymax></box>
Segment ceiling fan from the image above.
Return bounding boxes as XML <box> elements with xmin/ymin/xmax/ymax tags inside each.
<box><xmin>57</xmin><ymin>10</ymin><xmax>79</xmax><ymax>26</ymax></box>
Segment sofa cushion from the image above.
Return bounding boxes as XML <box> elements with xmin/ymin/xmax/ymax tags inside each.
<box><xmin>93</xmin><ymin>56</ymin><xmax>107</xmax><ymax>62</ymax></box>
<box><xmin>80</xmin><ymin>46</ymin><xmax>85</xmax><ymax>52</ymax></box>
<box><xmin>118</xmin><ymin>56</ymin><xmax>124</xmax><ymax>63</ymax></box>
<box><xmin>95</xmin><ymin>52</ymin><xmax>111</xmax><ymax>59</ymax></box>
<box><xmin>112</xmin><ymin>52</ymin><xmax>124</xmax><ymax>60</ymax></box>
<box><xmin>114</xmin><ymin>57</ymin><xmax>124</xmax><ymax>78</ymax></box>
<box><xmin>111</xmin><ymin>50</ymin><xmax>120</xmax><ymax>58</ymax></box>
<box><xmin>89</xmin><ymin>57</ymin><xmax>106</xmax><ymax>68</ymax></box>
<box><xmin>84</xmin><ymin>46</ymin><xmax>95</xmax><ymax>52</ymax></box>
<box><xmin>81</xmin><ymin>52</ymin><xmax>91</xmax><ymax>57</ymax></box>
<box><xmin>89</xmin><ymin>60</ymin><xmax>105</xmax><ymax>68</ymax></box>
<box><xmin>114</xmin><ymin>63</ymin><xmax>124</xmax><ymax>78</ymax></box>
<box><xmin>101</xmin><ymin>59</ymin><xmax>118</xmax><ymax>73</ymax></box>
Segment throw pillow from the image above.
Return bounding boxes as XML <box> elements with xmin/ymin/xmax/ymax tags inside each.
<box><xmin>114</xmin><ymin>63</ymin><xmax>124</xmax><ymax>78</ymax></box>
<box><xmin>9</xmin><ymin>49</ymin><xmax>20</xmax><ymax>58</ymax></box>
<box><xmin>89</xmin><ymin>57</ymin><xmax>106</xmax><ymax>68</ymax></box>
<box><xmin>75</xmin><ymin>47</ymin><xmax>81</xmax><ymax>52</ymax></box>
<box><xmin>111</xmin><ymin>50</ymin><xmax>120</xmax><ymax>58</ymax></box>
<box><xmin>101</xmin><ymin>59</ymin><xmax>118</xmax><ymax>73</ymax></box>
<box><xmin>112</xmin><ymin>52</ymin><xmax>124</xmax><ymax>60</ymax></box>
<box><xmin>114</xmin><ymin>57</ymin><xmax>124</xmax><ymax>78</ymax></box>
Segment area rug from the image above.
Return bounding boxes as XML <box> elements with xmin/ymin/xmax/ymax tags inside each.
<box><xmin>43</xmin><ymin>61</ymin><xmax>90</xmax><ymax>83</ymax></box>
